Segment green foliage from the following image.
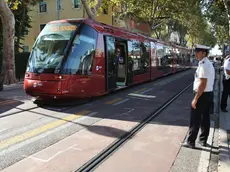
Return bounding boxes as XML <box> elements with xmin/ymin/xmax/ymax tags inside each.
<box><xmin>204</xmin><ymin>0</ymin><xmax>229</xmax><ymax>45</ymax></box>
<box><xmin>107</xmin><ymin>0</ymin><xmax>216</xmax><ymax>47</ymax></box>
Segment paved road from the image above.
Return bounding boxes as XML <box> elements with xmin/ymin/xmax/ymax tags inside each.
<box><xmin>0</xmin><ymin>69</ymin><xmax>194</xmax><ymax>171</ymax></box>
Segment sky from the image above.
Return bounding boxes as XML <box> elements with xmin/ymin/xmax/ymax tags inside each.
<box><xmin>210</xmin><ymin>44</ymin><xmax>223</xmax><ymax>56</ymax></box>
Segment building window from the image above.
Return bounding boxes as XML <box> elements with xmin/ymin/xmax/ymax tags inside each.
<box><xmin>103</xmin><ymin>7</ymin><xmax>108</xmax><ymax>15</ymax></box>
<box><xmin>23</xmin><ymin>46</ymin><xmax>29</xmax><ymax>52</ymax></box>
<box><xmin>40</xmin><ymin>24</ymin><xmax>46</xmax><ymax>32</ymax></box>
<box><xmin>73</xmin><ymin>0</ymin><xmax>80</xmax><ymax>8</ymax></box>
<box><xmin>39</xmin><ymin>1</ymin><xmax>47</xmax><ymax>13</ymax></box>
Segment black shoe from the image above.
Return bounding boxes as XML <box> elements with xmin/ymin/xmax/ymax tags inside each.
<box><xmin>181</xmin><ymin>142</ymin><xmax>195</xmax><ymax>149</ymax></box>
<box><xmin>221</xmin><ymin>109</ymin><xmax>228</xmax><ymax>112</ymax></box>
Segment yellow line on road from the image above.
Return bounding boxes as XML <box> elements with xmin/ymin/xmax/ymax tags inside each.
<box><xmin>0</xmin><ymin>110</ymin><xmax>90</xmax><ymax>150</ymax></box>
<box><xmin>133</xmin><ymin>88</ymin><xmax>147</xmax><ymax>94</ymax></box>
<box><xmin>105</xmin><ymin>98</ymin><xmax>123</xmax><ymax>104</ymax></box>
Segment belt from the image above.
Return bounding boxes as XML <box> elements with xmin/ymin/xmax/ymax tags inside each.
<box><xmin>193</xmin><ymin>91</ymin><xmax>213</xmax><ymax>94</ymax></box>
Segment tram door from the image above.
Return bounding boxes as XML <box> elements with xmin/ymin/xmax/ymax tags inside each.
<box><xmin>105</xmin><ymin>36</ymin><xmax>117</xmax><ymax>91</ymax></box>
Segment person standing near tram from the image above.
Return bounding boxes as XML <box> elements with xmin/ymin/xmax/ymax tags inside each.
<box><xmin>220</xmin><ymin>54</ymin><xmax>230</xmax><ymax>112</ymax></box>
<box><xmin>182</xmin><ymin>45</ymin><xmax>215</xmax><ymax>148</ymax></box>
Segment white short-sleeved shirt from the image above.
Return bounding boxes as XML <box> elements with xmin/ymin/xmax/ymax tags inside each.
<box><xmin>223</xmin><ymin>58</ymin><xmax>230</xmax><ymax>80</ymax></box>
<box><xmin>193</xmin><ymin>57</ymin><xmax>215</xmax><ymax>92</ymax></box>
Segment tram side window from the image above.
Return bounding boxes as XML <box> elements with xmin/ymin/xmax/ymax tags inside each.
<box><xmin>156</xmin><ymin>43</ymin><xmax>164</xmax><ymax>68</ymax></box>
<box><xmin>128</xmin><ymin>40</ymin><xmax>149</xmax><ymax>75</ymax></box>
<box><xmin>162</xmin><ymin>45</ymin><xmax>171</xmax><ymax>68</ymax></box>
<box><xmin>141</xmin><ymin>42</ymin><xmax>150</xmax><ymax>70</ymax></box>
<box><xmin>150</xmin><ymin>42</ymin><xmax>157</xmax><ymax>67</ymax></box>
<box><xmin>62</xmin><ymin>24</ymin><xmax>97</xmax><ymax>75</ymax></box>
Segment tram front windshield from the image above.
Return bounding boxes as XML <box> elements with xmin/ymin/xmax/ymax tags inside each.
<box><xmin>27</xmin><ymin>22</ymin><xmax>78</xmax><ymax>74</ymax></box>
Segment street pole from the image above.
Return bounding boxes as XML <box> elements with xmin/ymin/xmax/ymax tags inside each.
<box><xmin>57</xmin><ymin>0</ymin><xmax>60</xmax><ymax>20</ymax></box>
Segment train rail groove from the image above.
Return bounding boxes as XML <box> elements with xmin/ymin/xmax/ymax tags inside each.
<box><xmin>75</xmin><ymin>82</ymin><xmax>193</xmax><ymax>172</ymax></box>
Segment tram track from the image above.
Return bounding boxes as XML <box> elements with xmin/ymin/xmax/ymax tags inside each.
<box><xmin>75</xmin><ymin>82</ymin><xmax>193</xmax><ymax>172</ymax></box>
<box><xmin>0</xmin><ymin>70</ymin><xmax>192</xmax><ymax>119</ymax></box>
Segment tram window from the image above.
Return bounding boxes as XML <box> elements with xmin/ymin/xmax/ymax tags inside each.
<box><xmin>162</xmin><ymin>45</ymin><xmax>171</xmax><ymax>68</ymax></box>
<box><xmin>28</xmin><ymin>22</ymin><xmax>78</xmax><ymax>74</ymax></box>
<box><xmin>141</xmin><ymin>42</ymin><xmax>150</xmax><ymax>69</ymax></box>
<box><xmin>156</xmin><ymin>43</ymin><xmax>164</xmax><ymax>68</ymax></box>
<box><xmin>62</xmin><ymin>24</ymin><xmax>97</xmax><ymax>75</ymax></box>
<box><xmin>150</xmin><ymin>42</ymin><xmax>157</xmax><ymax>67</ymax></box>
<box><xmin>128</xmin><ymin>40</ymin><xmax>149</xmax><ymax>75</ymax></box>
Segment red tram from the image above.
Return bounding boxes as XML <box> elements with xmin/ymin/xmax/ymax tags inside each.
<box><xmin>24</xmin><ymin>18</ymin><xmax>191</xmax><ymax>101</ymax></box>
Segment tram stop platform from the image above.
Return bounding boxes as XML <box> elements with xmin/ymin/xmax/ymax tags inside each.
<box><xmin>0</xmin><ymin>68</ymin><xmax>229</xmax><ymax>172</ymax></box>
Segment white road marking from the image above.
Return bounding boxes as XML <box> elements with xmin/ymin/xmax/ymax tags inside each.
<box><xmin>128</xmin><ymin>93</ymin><xmax>156</xmax><ymax>99</ymax></box>
<box><xmin>26</xmin><ymin>144</ymin><xmax>82</xmax><ymax>162</ymax></box>
<box><xmin>115</xmin><ymin>108</ymin><xmax>135</xmax><ymax>117</ymax></box>
<box><xmin>113</xmin><ymin>98</ymin><xmax>130</xmax><ymax>105</ymax></box>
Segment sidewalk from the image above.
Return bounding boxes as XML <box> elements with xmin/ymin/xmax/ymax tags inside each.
<box><xmin>170</xmin><ymin>66</ymin><xmax>230</xmax><ymax>172</ymax></box>
<box><xmin>218</xmin><ymin>74</ymin><xmax>230</xmax><ymax>172</ymax></box>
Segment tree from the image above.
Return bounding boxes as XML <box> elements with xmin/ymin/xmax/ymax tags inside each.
<box><xmin>109</xmin><ymin>0</ymin><xmax>215</xmax><ymax>47</ymax></box>
<box><xmin>0</xmin><ymin>0</ymin><xmax>40</xmax><ymax>91</ymax></box>
<box><xmin>0</xmin><ymin>0</ymin><xmax>17</xmax><ymax>90</ymax></box>
<box><xmin>204</xmin><ymin>0</ymin><xmax>230</xmax><ymax>46</ymax></box>
<box><xmin>14</xmin><ymin>0</ymin><xmax>39</xmax><ymax>52</ymax></box>
<box><xmin>81</xmin><ymin>0</ymin><xmax>103</xmax><ymax>20</ymax></box>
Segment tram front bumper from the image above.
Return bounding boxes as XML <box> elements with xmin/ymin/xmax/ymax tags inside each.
<box><xmin>24</xmin><ymin>79</ymin><xmax>62</xmax><ymax>97</ymax></box>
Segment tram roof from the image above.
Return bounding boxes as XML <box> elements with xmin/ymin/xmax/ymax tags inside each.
<box><xmin>49</xmin><ymin>18</ymin><xmax>191</xmax><ymax>51</ymax></box>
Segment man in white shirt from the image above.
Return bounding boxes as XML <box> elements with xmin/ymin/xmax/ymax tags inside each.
<box><xmin>220</xmin><ymin>55</ymin><xmax>230</xmax><ymax>112</ymax></box>
<box><xmin>182</xmin><ymin>45</ymin><xmax>215</xmax><ymax>148</ymax></box>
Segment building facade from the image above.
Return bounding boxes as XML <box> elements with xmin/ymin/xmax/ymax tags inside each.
<box><xmin>22</xmin><ymin>0</ymin><xmax>113</xmax><ymax>52</ymax></box>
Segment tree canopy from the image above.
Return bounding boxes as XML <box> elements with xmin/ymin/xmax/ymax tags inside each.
<box><xmin>204</xmin><ymin>0</ymin><xmax>230</xmax><ymax>47</ymax></box>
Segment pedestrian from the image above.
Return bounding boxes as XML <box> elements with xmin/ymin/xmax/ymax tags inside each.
<box><xmin>182</xmin><ymin>44</ymin><xmax>215</xmax><ymax>148</ymax></box>
<box><xmin>220</xmin><ymin>54</ymin><xmax>230</xmax><ymax>112</ymax></box>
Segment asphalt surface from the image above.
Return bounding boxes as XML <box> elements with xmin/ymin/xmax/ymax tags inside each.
<box><xmin>0</xmin><ymin>69</ymin><xmax>194</xmax><ymax>171</ymax></box>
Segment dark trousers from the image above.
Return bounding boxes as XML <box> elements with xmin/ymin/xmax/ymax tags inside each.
<box><xmin>221</xmin><ymin>78</ymin><xmax>230</xmax><ymax>109</ymax></box>
<box><xmin>187</xmin><ymin>92</ymin><xmax>213</xmax><ymax>144</ymax></box>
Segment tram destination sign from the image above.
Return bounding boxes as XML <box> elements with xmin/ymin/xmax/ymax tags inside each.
<box><xmin>49</xmin><ymin>25</ymin><xmax>77</xmax><ymax>32</ymax></box>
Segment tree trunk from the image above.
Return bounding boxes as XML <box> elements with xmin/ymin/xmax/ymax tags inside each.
<box><xmin>0</xmin><ymin>0</ymin><xmax>16</xmax><ymax>88</ymax></box>
<box><xmin>81</xmin><ymin>0</ymin><xmax>96</xmax><ymax>20</ymax></box>
<box><xmin>124</xmin><ymin>14</ymin><xmax>130</xmax><ymax>30</ymax></box>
